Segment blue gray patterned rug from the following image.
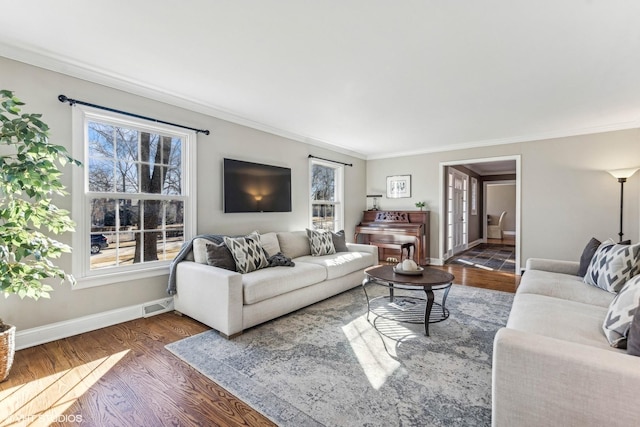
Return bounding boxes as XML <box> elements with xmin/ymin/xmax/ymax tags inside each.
<box><xmin>166</xmin><ymin>284</ymin><xmax>514</xmax><ymax>427</ymax></box>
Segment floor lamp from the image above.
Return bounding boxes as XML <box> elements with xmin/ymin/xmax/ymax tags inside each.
<box><xmin>607</xmin><ymin>168</ymin><xmax>639</xmax><ymax>243</ymax></box>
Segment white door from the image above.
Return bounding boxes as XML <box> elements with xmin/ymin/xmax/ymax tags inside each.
<box><xmin>447</xmin><ymin>169</ymin><xmax>468</xmax><ymax>256</ymax></box>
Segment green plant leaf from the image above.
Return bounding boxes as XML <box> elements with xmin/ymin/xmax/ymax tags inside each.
<box><xmin>0</xmin><ymin>90</ymin><xmax>81</xmax><ymax>301</ymax></box>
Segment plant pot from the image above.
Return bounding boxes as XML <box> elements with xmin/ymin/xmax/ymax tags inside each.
<box><xmin>0</xmin><ymin>323</ymin><xmax>16</xmax><ymax>382</ymax></box>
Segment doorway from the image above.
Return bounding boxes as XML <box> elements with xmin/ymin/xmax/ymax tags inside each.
<box><xmin>439</xmin><ymin>156</ymin><xmax>521</xmax><ymax>274</ymax></box>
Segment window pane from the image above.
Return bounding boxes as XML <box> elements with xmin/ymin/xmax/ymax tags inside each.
<box><xmin>115</xmin><ymin>127</ymin><xmax>138</xmax><ymax>162</ymax></box>
<box><xmin>115</xmin><ymin>161</ymin><xmax>139</xmax><ymax>193</ymax></box>
<box><xmin>138</xmin><ymin>135</ymin><xmax>175</xmax><ymax>194</ymax></box>
<box><xmin>312</xmin><ymin>203</ymin><xmax>335</xmax><ymax>231</ymax></box>
<box><xmin>163</xmin><ymin>165</ymin><xmax>181</xmax><ymax>195</ymax></box>
<box><xmin>165</xmin><ymin>201</ymin><xmax>184</xmax><ymax>261</ymax></box>
<box><xmin>88</xmin><ymin>122</ymin><xmax>115</xmax><ymax>159</ymax></box>
<box><xmin>118</xmin><ymin>232</ymin><xmax>138</xmax><ymax>266</ymax></box>
<box><xmin>311</xmin><ymin>164</ymin><xmax>335</xmax><ymax>201</ymax></box>
<box><xmin>88</xmin><ymin>159</ymin><xmax>115</xmax><ymax>192</ymax></box>
<box><xmin>141</xmin><ymin>200</ymin><xmax>163</xmax><ymax>230</ymax></box>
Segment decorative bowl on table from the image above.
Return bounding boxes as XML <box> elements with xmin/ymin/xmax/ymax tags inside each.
<box><xmin>393</xmin><ymin>266</ymin><xmax>424</xmax><ymax>276</ymax></box>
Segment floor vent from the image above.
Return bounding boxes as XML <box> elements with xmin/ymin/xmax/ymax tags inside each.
<box><xmin>142</xmin><ymin>298</ymin><xmax>174</xmax><ymax>318</ymax></box>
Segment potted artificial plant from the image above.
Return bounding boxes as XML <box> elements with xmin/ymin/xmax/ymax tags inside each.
<box><xmin>0</xmin><ymin>90</ymin><xmax>80</xmax><ymax>381</ymax></box>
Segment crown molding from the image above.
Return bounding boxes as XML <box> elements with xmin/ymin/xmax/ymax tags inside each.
<box><xmin>0</xmin><ymin>42</ymin><xmax>367</xmax><ymax>160</ymax></box>
<box><xmin>1</xmin><ymin>41</ymin><xmax>637</xmax><ymax>163</ymax></box>
<box><xmin>366</xmin><ymin>120</ymin><xmax>640</xmax><ymax>160</ymax></box>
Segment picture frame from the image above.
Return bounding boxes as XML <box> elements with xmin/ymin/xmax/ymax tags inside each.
<box><xmin>386</xmin><ymin>175</ymin><xmax>411</xmax><ymax>198</ymax></box>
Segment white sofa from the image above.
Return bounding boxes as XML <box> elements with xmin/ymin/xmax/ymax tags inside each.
<box><xmin>173</xmin><ymin>231</ymin><xmax>377</xmax><ymax>338</ymax></box>
<box><xmin>492</xmin><ymin>258</ymin><xmax>640</xmax><ymax>426</ymax></box>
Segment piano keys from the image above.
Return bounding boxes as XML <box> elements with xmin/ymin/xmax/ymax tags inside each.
<box><xmin>355</xmin><ymin>210</ymin><xmax>430</xmax><ymax>265</ymax></box>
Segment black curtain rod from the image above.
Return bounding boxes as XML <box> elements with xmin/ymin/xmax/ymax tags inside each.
<box><xmin>308</xmin><ymin>154</ymin><xmax>353</xmax><ymax>167</ymax></box>
<box><xmin>58</xmin><ymin>94</ymin><xmax>210</xmax><ymax>135</ymax></box>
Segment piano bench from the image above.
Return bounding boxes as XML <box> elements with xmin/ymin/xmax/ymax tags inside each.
<box><xmin>370</xmin><ymin>242</ymin><xmax>415</xmax><ymax>262</ymax></box>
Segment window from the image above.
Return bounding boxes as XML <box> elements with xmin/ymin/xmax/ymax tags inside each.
<box><xmin>309</xmin><ymin>159</ymin><xmax>343</xmax><ymax>232</ymax></box>
<box><xmin>72</xmin><ymin>107</ymin><xmax>196</xmax><ymax>288</ymax></box>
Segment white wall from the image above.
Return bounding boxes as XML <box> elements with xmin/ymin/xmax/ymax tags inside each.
<box><xmin>367</xmin><ymin>130</ymin><xmax>640</xmax><ymax>264</ymax></box>
<box><xmin>0</xmin><ymin>56</ymin><xmax>366</xmax><ymax>331</ymax></box>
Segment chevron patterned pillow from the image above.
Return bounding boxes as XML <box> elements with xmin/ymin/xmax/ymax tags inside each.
<box><xmin>584</xmin><ymin>240</ymin><xmax>640</xmax><ymax>293</ymax></box>
<box><xmin>306</xmin><ymin>228</ymin><xmax>336</xmax><ymax>256</ymax></box>
<box><xmin>603</xmin><ymin>275</ymin><xmax>640</xmax><ymax>348</ymax></box>
<box><xmin>223</xmin><ymin>233</ymin><xmax>269</xmax><ymax>274</ymax></box>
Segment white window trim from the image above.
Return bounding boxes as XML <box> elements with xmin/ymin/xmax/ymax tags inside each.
<box><xmin>71</xmin><ymin>105</ymin><xmax>197</xmax><ymax>289</ymax></box>
<box><xmin>308</xmin><ymin>158</ymin><xmax>344</xmax><ymax>232</ymax></box>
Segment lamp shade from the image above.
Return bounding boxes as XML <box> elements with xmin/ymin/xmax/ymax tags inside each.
<box><xmin>607</xmin><ymin>168</ymin><xmax>639</xmax><ymax>180</ymax></box>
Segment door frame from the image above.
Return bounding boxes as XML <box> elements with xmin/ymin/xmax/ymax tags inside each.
<box><xmin>447</xmin><ymin>168</ymin><xmax>469</xmax><ymax>257</ymax></box>
<box><xmin>438</xmin><ymin>155</ymin><xmax>522</xmax><ymax>274</ymax></box>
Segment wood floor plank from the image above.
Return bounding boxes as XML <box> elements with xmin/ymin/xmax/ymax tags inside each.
<box><xmin>2</xmin><ymin>266</ymin><xmax>515</xmax><ymax>427</ymax></box>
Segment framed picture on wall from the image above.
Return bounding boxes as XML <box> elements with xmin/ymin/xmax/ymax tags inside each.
<box><xmin>386</xmin><ymin>175</ymin><xmax>411</xmax><ymax>198</ymax></box>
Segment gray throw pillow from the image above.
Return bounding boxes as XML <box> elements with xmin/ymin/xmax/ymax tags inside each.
<box><xmin>577</xmin><ymin>237</ymin><xmax>600</xmax><ymax>277</ymax></box>
<box><xmin>267</xmin><ymin>252</ymin><xmax>295</xmax><ymax>267</ymax></box>
<box><xmin>205</xmin><ymin>242</ymin><xmax>236</xmax><ymax>271</ymax></box>
<box><xmin>627</xmin><ymin>306</ymin><xmax>640</xmax><ymax>356</ymax></box>
<box><xmin>331</xmin><ymin>230</ymin><xmax>349</xmax><ymax>252</ymax></box>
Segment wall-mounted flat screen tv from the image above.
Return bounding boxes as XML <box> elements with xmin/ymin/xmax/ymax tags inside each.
<box><xmin>223</xmin><ymin>158</ymin><xmax>292</xmax><ymax>213</ymax></box>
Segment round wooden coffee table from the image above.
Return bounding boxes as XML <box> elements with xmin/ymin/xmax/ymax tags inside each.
<box><xmin>362</xmin><ymin>265</ymin><xmax>455</xmax><ymax>336</ymax></box>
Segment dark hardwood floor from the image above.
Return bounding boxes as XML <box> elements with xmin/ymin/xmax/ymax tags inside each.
<box><xmin>1</xmin><ymin>265</ymin><xmax>518</xmax><ymax>427</ymax></box>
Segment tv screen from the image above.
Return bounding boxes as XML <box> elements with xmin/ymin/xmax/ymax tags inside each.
<box><xmin>223</xmin><ymin>158</ymin><xmax>292</xmax><ymax>213</ymax></box>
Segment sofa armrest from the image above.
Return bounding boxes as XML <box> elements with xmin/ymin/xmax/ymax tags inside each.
<box><xmin>173</xmin><ymin>261</ymin><xmax>244</xmax><ymax>337</ymax></box>
<box><xmin>492</xmin><ymin>328</ymin><xmax>640</xmax><ymax>427</ymax></box>
<box><xmin>525</xmin><ymin>258</ymin><xmax>580</xmax><ymax>276</ymax></box>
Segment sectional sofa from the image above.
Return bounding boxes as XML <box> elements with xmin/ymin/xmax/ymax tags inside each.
<box><xmin>492</xmin><ymin>256</ymin><xmax>640</xmax><ymax>426</ymax></box>
<box><xmin>171</xmin><ymin>230</ymin><xmax>377</xmax><ymax>338</ymax></box>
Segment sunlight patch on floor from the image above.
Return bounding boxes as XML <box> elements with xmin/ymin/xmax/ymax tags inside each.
<box><xmin>342</xmin><ymin>315</ymin><xmax>401</xmax><ymax>390</ymax></box>
<box><xmin>458</xmin><ymin>259</ymin><xmax>494</xmax><ymax>271</ymax></box>
<box><xmin>0</xmin><ymin>349</ymin><xmax>129</xmax><ymax>426</ymax></box>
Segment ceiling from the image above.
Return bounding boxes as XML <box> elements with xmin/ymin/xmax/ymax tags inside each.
<box><xmin>1</xmin><ymin>1</ymin><xmax>639</xmax><ymax>159</ymax></box>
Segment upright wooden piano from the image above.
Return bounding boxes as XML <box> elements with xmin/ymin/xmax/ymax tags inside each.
<box><xmin>355</xmin><ymin>210</ymin><xmax>430</xmax><ymax>265</ymax></box>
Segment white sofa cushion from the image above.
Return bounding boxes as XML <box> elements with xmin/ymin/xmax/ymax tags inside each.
<box><xmin>243</xmin><ymin>262</ymin><xmax>327</xmax><ymax>304</ymax></box>
<box><xmin>507</xmin><ymin>293</ymin><xmax>620</xmax><ymax>352</ymax></box>
<box><xmin>277</xmin><ymin>231</ymin><xmax>311</xmax><ymax>259</ymax></box>
<box><xmin>192</xmin><ymin>238</ymin><xmax>211</xmax><ymax>264</ymax></box>
<box><xmin>518</xmin><ymin>269</ymin><xmax>614</xmax><ymax>309</ymax></box>
<box><xmin>260</xmin><ymin>232</ymin><xmax>281</xmax><ymax>257</ymax></box>
<box><xmin>296</xmin><ymin>251</ymin><xmax>375</xmax><ymax>280</ymax></box>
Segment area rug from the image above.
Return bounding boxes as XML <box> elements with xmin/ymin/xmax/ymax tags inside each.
<box><xmin>166</xmin><ymin>284</ymin><xmax>514</xmax><ymax>427</ymax></box>
<box><xmin>447</xmin><ymin>244</ymin><xmax>516</xmax><ymax>272</ymax></box>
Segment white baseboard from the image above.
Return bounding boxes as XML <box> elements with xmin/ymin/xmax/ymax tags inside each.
<box><xmin>429</xmin><ymin>258</ymin><xmax>444</xmax><ymax>266</ymax></box>
<box><xmin>15</xmin><ymin>297</ymin><xmax>174</xmax><ymax>350</ymax></box>
<box><xmin>504</xmin><ymin>231</ymin><xmax>516</xmax><ymax>236</ymax></box>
